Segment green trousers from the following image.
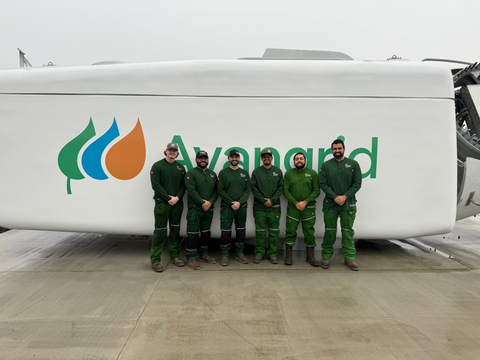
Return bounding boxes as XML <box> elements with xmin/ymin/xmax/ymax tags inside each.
<box><xmin>220</xmin><ymin>205</ymin><xmax>247</xmax><ymax>256</ymax></box>
<box><xmin>284</xmin><ymin>204</ymin><xmax>316</xmax><ymax>247</ymax></box>
<box><xmin>254</xmin><ymin>210</ymin><xmax>280</xmax><ymax>257</ymax></box>
<box><xmin>150</xmin><ymin>201</ymin><xmax>183</xmax><ymax>263</ymax></box>
<box><xmin>321</xmin><ymin>208</ymin><xmax>356</xmax><ymax>261</ymax></box>
<box><xmin>185</xmin><ymin>206</ymin><xmax>214</xmax><ymax>260</ymax></box>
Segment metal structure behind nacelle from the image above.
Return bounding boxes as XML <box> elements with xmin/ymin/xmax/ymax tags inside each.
<box><xmin>17</xmin><ymin>48</ymin><xmax>32</xmax><ymax>68</ymax></box>
<box><xmin>454</xmin><ymin>64</ymin><xmax>480</xmax><ymax>219</ymax></box>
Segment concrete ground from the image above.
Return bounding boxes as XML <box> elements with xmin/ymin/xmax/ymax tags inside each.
<box><xmin>1</xmin><ymin>218</ymin><xmax>480</xmax><ymax>360</ymax></box>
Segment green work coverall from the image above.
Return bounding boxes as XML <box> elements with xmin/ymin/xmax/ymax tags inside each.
<box><xmin>283</xmin><ymin>167</ymin><xmax>320</xmax><ymax>247</ymax></box>
<box><xmin>319</xmin><ymin>157</ymin><xmax>362</xmax><ymax>261</ymax></box>
<box><xmin>217</xmin><ymin>167</ymin><xmax>251</xmax><ymax>256</ymax></box>
<box><xmin>185</xmin><ymin>167</ymin><xmax>217</xmax><ymax>261</ymax></box>
<box><xmin>150</xmin><ymin>159</ymin><xmax>186</xmax><ymax>264</ymax></box>
<box><xmin>251</xmin><ymin>165</ymin><xmax>284</xmax><ymax>258</ymax></box>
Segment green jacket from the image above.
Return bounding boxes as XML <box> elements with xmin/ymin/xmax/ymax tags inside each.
<box><xmin>150</xmin><ymin>159</ymin><xmax>186</xmax><ymax>204</ymax></box>
<box><xmin>185</xmin><ymin>167</ymin><xmax>218</xmax><ymax>209</ymax></box>
<box><xmin>283</xmin><ymin>167</ymin><xmax>320</xmax><ymax>205</ymax></box>
<box><xmin>251</xmin><ymin>165</ymin><xmax>284</xmax><ymax>212</ymax></box>
<box><xmin>217</xmin><ymin>167</ymin><xmax>251</xmax><ymax>207</ymax></box>
<box><xmin>319</xmin><ymin>157</ymin><xmax>362</xmax><ymax>210</ymax></box>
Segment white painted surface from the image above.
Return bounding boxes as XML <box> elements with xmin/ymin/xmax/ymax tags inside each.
<box><xmin>0</xmin><ymin>60</ymin><xmax>457</xmax><ymax>238</ymax></box>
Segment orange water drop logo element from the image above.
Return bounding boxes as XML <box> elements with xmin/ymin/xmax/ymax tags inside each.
<box><xmin>105</xmin><ymin>118</ymin><xmax>146</xmax><ymax>180</ymax></box>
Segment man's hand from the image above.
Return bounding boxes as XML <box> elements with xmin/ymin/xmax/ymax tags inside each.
<box><xmin>264</xmin><ymin>198</ymin><xmax>272</xmax><ymax>207</ymax></box>
<box><xmin>231</xmin><ymin>201</ymin><xmax>241</xmax><ymax>210</ymax></box>
<box><xmin>295</xmin><ymin>201</ymin><xmax>307</xmax><ymax>211</ymax></box>
<box><xmin>202</xmin><ymin>200</ymin><xmax>212</xmax><ymax>211</ymax></box>
<box><xmin>334</xmin><ymin>195</ymin><xmax>347</xmax><ymax>206</ymax></box>
<box><xmin>168</xmin><ymin>195</ymin><xmax>179</xmax><ymax>205</ymax></box>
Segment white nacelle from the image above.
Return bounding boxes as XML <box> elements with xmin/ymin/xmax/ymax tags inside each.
<box><xmin>0</xmin><ymin>60</ymin><xmax>457</xmax><ymax>239</ymax></box>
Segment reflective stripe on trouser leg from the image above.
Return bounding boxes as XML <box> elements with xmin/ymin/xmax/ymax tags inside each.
<box><xmin>167</xmin><ymin>201</ymin><xmax>183</xmax><ymax>259</ymax></box>
<box><xmin>301</xmin><ymin>209</ymin><xmax>316</xmax><ymax>247</ymax></box>
<box><xmin>254</xmin><ymin>210</ymin><xmax>267</xmax><ymax>257</ymax></box>
<box><xmin>199</xmin><ymin>230</ymin><xmax>211</xmax><ymax>256</ymax></box>
<box><xmin>321</xmin><ymin>208</ymin><xmax>339</xmax><ymax>259</ymax></box>
<box><xmin>235</xmin><ymin>228</ymin><xmax>246</xmax><ymax>256</ymax></box>
<box><xmin>267</xmin><ymin>212</ymin><xmax>281</xmax><ymax>258</ymax></box>
<box><xmin>284</xmin><ymin>204</ymin><xmax>301</xmax><ymax>246</ymax></box>
<box><xmin>340</xmin><ymin>209</ymin><xmax>357</xmax><ymax>261</ymax></box>
<box><xmin>185</xmin><ymin>232</ymin><xmax>200</xmax><ymax>261</ymax></box>
<box><xmin>220</xmin><ymin>230</ymin><xmax>231</xmax><ymax>257</ymax></box>
<box><xmin>151</xmin><ymin>203</ymin><xmax>169</xmax><ymax>263</ymax></box>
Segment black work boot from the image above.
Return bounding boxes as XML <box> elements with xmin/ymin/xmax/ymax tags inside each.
<box><xmin>306</xmin><ymin>246</ymin><xmax>320</xmax><ymax>267</ymax></box>
<box><xmin>284</xmin><ymin>244</ymin><xmax>293</xmax><ymax>265</ymax></box>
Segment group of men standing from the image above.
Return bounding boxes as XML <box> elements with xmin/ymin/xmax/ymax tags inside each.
<box><xmin>150</xmin><ymin>139</ymin><xmax>362</xmax><ymax>272</ymax></box>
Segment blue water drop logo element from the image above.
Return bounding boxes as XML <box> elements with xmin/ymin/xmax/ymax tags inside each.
<box><xmin>81</xmin><ymin>118</ymin><xmax>120</xmax><ymax>180</ymax></box>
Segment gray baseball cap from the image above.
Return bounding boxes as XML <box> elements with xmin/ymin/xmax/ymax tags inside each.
<box><xmin>166</xmin><ymin>142</ymin><xmax>179</xmax><ymax>151</ymax></box>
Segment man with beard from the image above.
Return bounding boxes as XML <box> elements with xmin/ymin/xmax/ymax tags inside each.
<box><xmin>184</xmin><ymin>150</ymin><xmax>218</xmax><ymax>270</ymax></box>
<box><xmin>319</xmin><ymin>139</ymin><xmax>362</xmax><ymax>271</ymax></box>
<box><xmin>217</xmin><ymin>149</ymin><xmax>251</xmax><ymax>266</ymax></box>
<box><xmin>150</xmin><ymin>142</ymin><xmax>186</xmax><ymax>272</ymax></box>
<box><xmin>251</xmin><ymin>148</ymin><xmax>284</xmax><ymax>264</ymax></box>
<box><xmin>283</xmin><ymin>152</ymin><xmax>320</xmax><ymax>266</ymax></box>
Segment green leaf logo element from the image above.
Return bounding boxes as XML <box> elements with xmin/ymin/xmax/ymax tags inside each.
<box><xmin>58</xmin><ymin>118</ymin><xmax>96</xmax><ymax>194</ymax></box>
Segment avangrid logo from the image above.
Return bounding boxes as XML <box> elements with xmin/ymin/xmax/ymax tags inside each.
<box><xmin>58</xmin><ymin>117</ymin><xmax>146</xmax><ymax>194</ymax></box>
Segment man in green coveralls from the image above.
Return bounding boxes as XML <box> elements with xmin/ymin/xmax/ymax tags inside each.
<box><xmin>319</xmin><ymin>139</ymin><xmax>362</xmax><ymax>271</ymax></box>
<box><xmin>251</xmin><ymin>148</ymin><xmax>284</xmax><ymax>264</ymax></box>
<box><xmin>150</xmin><ymin>142</ymin><xmax>186</xmax><ymax>272</ymax></box>
<box><xmin>283</xmin><ymin>152</ymin><xmax>320</xmax><ymax>266</ymax></box>
<box><xmin>184</xmin><ymin>150</ymin><xmax>218</xmax><ymax>270</ymax></box>
<box><xmin>217</xmin><ymin>149</ymin><xmax>251</xmax><ymax>266</ymax></box>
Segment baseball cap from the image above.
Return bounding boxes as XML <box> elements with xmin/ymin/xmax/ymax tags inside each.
<box><xmin>166</xmin><ymin>142</ymin><xmax>179</xmax><ymax>151</ymax></box>
<box><xmin>196</xmin><ymin>150</ymin><xmax>209</xmax><ymax>158</ymax></box>
<box><xmin>261</xmin><ymin>148</ymin><xmax>273</xmax><ymax>157</ymax></box>
<box><xmin>228</xmin><ymin>149</ymin><xmax>240</xmax><ymax>157</ymax></box>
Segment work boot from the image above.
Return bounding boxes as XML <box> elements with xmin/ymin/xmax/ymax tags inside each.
<box><xmin>169</xmin><ymin>258</ymin><xmax>185</xmax><ymax>267</ymax></box>
<box><xmin>320</xmin><ymin>258</ymin><xmax>330</xmax><ymax>269</ymax></box>
<box><xmin>306</xmin><ymin>247</ymin><xmax>320</xmax><ymax>267</ymax></box>
<box><xmin>187</xmin><ymin>259</ymin><xmax>200</xmax><ymax>270</ymax></box>
<box><xmin>220</xmin><ymin>256</ymin><xmax>229</xmax><ymax>267</ymax></box>
<box><xmin>199</xmin><ymin>255</ymin><xmax>216</xmax><ymax>264</ymax></box>
<box><xmin>253</xmin><ymin>256</ymin><xmax>262</xmax><ymax>264</ymax></box>
<box><xmin>235</xmin><ymin>254</ymin><xmax>249</xmax><ymax>264</ymax></box>
<box><xmin>269</xmin><ymin>256</ymin><xmax>279</xmax><ymax>264</ymax></box>
<box><xmin>344</xmin><ymin>260</ymin><xmax>359</xmax><ymax>271</ymax></box>
<box><xmin>151</xmin><ymin>262</ymin><xmax>164</xmax><ymax>272</ymax></box>
<box><xmin>285</xmin><ymin>244</ymin><xmax>293</xmax><ymax>265</ymax></box>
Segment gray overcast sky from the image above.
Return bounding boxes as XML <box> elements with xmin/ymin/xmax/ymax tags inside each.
<box><xmin>0</xmin><ymin>0</ymin><xmax>478</xmax><ymax>69</ymax></box>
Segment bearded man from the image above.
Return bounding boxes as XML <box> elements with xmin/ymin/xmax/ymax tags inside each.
<box><xmin>283</xmin><ymin>152</ymin><xmax>320</xmax><ymax>266</ymax></box>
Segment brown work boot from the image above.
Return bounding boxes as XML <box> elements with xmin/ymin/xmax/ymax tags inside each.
<box><xmin>220</xmin><ymin>256</ymin><xmax>229</xmax><ymax>266</ymax></box>
<box><xmin>187</xmin><ymin>259</ymin><xmax>200</xmax><ymax>270</ymax></box>
<box><xmin>269</xmin><ymin>256</ymin><xmax>279</xmax><ymax>264</ymax></box>
<box><xmin>151</xmin><ymin>262</ymin><xmax>164</xmax><ymax>272</ymax></box>
<box><xmin>344</xmin><ymin>260</ymin><xmax>359</xmax><ymax>271</ymax></box>
<box><xmin>285</xmin><ymin>244</ymin><xmax>293</xmax><ymax>265</ymax></box>
<box><xmin>320</xmin><ymin>258</ymin><xmax>330</xmax><ymax>269</ymax></box>
<box><xmin>199</xmin><ymin>255</ymin><xmax>216</xmax><ymax>264</ymax></box>
<box><xmin>306</xmin><ymin>247</ymin><xmax>320</xmax><ymax>267</ymax></box>
<box><xmin>169</xmin><ymin>258</ymin><xmax>185</xmax><ymax>267</ymax></box>
<box><xmin>235</xmin><ymin>254</ymin><xmax>249</xmax><ymax>264</ymax></box>
<box><xmin>253</xmin><ymin>256</ymin><xmax>262</xmax><ymax>264</ymax></box>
